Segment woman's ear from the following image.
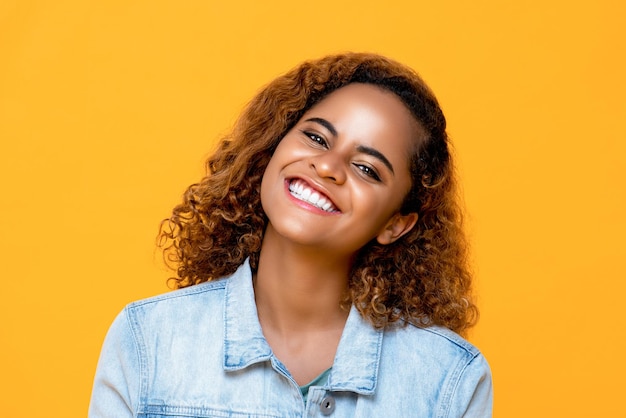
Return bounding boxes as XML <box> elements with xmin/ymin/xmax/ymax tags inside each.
<box><xmin>376</xmin><ymin>212</ymin><xmax>418</xmax><ymax>245</ymax></box>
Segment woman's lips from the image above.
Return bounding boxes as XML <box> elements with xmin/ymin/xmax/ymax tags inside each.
<box><xmin>287</xmin><ymin>179</ymin><xmax>340</xmax><ymax>213</ymax></box>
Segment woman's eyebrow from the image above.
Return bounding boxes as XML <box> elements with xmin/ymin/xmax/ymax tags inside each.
<box><xmin>356</xmin><ymin>145</ymin><xmax>394</xmax><ymax>174</ymax></box>
<box><xmin>305</xmin><ymin>116</ymin><xmax>394</xmax><ymax>174</ymax></box>
<box><xmin>305</xmin><ymin>117</ymin><xmax>337</xmax><ymax>136</ymax></box>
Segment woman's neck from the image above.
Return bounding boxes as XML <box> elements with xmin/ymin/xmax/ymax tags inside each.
<box><xmin>254</xmin><ymin>227</ymin><xmax>351</xmax><ymax>335</ymax></box>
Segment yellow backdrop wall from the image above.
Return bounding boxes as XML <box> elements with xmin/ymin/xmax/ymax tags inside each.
<box><xmin>1</xmin><ymin>0</ymin><xmax>624</xmax><ymax>416</ymax></box>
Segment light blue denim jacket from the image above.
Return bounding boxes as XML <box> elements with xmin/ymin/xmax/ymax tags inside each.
<box><xmin>89</xmin><ymin>260</ymin><xmax>493</xmax><ymax>417</ymax></box>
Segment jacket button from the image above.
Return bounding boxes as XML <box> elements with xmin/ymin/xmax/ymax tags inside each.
<box><xmin>320</xmin><ymin>395</ymin><xmax>335</xmax><ymax>415</ymax></box>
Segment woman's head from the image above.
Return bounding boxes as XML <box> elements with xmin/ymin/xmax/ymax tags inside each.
<box><xmin>260</xmin><ymin>82</ymin><xmax>421</xmax><ymax>257</ymax></box>
<box><xmin>160</xmin><ymin>53</ymin><xmax>477</xmax><ymax>334</ymax></box>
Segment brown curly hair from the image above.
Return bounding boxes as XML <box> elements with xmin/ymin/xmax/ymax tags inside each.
<box><xmin>159</xmin><ymin>52</ymin><xmax>478</xmax><ymax>335</ymax></box>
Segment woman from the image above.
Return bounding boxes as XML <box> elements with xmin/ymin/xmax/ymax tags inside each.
<box><xmin>90</xmin><ymin>53</ymin><xmax>493</xmax><ymax>417</ymax></box>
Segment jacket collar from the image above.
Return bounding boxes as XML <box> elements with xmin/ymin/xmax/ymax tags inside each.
<box><xmin>222</xmin><ymin>260</ymin><xmax>383</xmax><ymax>394</ymax></box>
<box><xmin>327</xmin><ymin>305</ymin><xmax>382</xmax><ymax>394</ymax></box>
<box><xmin>223</xmin><ymin>260</ymin><xmax>273</xmax><ymax>370</ymax></box>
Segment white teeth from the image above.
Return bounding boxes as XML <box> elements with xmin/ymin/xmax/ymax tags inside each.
<box><xmin>288</xmin><ymin>180</ymin><xmax>337</xmax><ymax>212</ymax></box>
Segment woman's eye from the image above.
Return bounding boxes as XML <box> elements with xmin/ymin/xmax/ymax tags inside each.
<box><xmin>303</xmin><ymin>131</ymin><xmax>328</xmax><ymax>148</ymax></box>
<box><xmin>354</xmin><ymin>164</ymin><xmax>381</xmax><ymax>182</ymax></box>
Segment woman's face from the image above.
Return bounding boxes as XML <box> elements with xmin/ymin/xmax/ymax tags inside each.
<box><xmin>260</xmin><ymin>83</ymin><xmax>420</xmax><ymax>257</ymax></box>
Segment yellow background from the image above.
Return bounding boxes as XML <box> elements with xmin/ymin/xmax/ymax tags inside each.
<box><xmin>1</xmin><ymin>0</ymin><xmax>624</xmax><ymax>416</ymax></box>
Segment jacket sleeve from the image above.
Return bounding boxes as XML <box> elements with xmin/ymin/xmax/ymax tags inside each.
<box><xmin>88</xmin><ymin>308</ymin><xmax>141</xmax><ymax>418</ymax></box>
<box><xmin>446</xmin><ymin>353</ymin><xmax>494</xmax><ymax>418</ymax></box>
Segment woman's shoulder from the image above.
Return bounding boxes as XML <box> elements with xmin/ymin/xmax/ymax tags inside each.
<box><xmin>380</xmin><ymin>322</ymin><xmax>491</xmax><ymax>398</ymax></box>
<box><xmin>410</xmin><ymin>323</ymin><xmax>482</xmax><ymax>357</ymax></box>
<box><xmin>113</xmin><ymin>278</ymin><xmax>229</xmax><ymax>335</ymax></box>
<box><xmin>387</xmin><ymin>320</ymin><xmax>485</xmax><ymax>364</ymax></box>
<box><xmin>376</xmin><ymin>323</ymin><xmax>492</xmax><ymax>417</ymax></box>
<box><xmin>127</xmin><ymin>278</ymin><xmax>228</xmax><ymax>311</ymax></box>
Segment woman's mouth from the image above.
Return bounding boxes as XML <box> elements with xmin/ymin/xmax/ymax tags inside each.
<box><xmin>288</xmin><ymin>179</ymin><xmax>339</xmax><ymax>213</ymax></box>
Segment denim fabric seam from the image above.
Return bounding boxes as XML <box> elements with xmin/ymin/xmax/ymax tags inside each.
<box><xmin>436</xmin><ymin>346</ymin><xmax>480</xmax><ymax>418</ymax></box>
<box><xmin>124</xmin><ymin>305</ymin><xmax>147</xmax><ymax>415</ymax></box>
<box><xmin>127</xmin><ymin>279</ymin><xmax>228</xmax><ymax>310</ymax></box>
<box><xmin>404</xmin><ymin>321</ymin><xmax>480</xmax><ymax>356</ymax></box>
<box><xmin>138</xmin><ymin>403</ymin><xmax>281</xmax><ymax>417</ymax></box>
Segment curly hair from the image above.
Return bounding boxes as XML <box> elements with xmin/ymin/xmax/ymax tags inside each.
<box><xmin>158</xmin><ymin>52</ymin><xmax>478</xmax><ymax>335</ymax></box>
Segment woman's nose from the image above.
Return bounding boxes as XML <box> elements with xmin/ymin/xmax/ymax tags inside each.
<box><xmin>310</xmin><ymin>152</ymin><xmax>347</xmax><ymax>184</ymax></box>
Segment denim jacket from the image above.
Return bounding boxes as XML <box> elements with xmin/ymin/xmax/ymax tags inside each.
<box><xmin>89</xmin><ymin>260</ymin><xmax>493</xmax><ymax>417</ymax></box>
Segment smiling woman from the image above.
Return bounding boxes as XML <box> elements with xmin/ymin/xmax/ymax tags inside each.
<box><xmin>89</xmin><ymin>53</ymin><xmax>493</xmax><ymax>417</ymax></box>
